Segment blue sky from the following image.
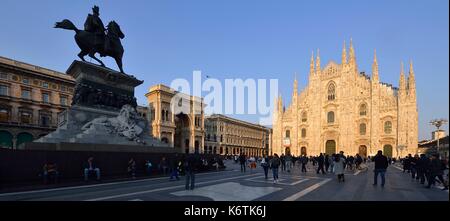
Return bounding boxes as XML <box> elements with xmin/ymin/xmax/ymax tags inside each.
<box><xmin>0</xmin><ymin>0</ymin><xmax>448</xmax><ymax>140</ymax></box>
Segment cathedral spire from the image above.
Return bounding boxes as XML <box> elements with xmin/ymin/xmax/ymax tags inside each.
<box><xmin>372</xmin><ymin>49</ymin><xmax>379</xmax><ymax>82</ymax></box>
<box><xmin>342</xmin><ymin>40</ymin><xmax>347</xmax><ymax>65</ymax></box>
<box><xmin>309</xmin><ymin>51</ymin><xmax>315</xmax><ymax>75</ymax></box>
<box><xmin>408</xmin><ymin>60</ymin><xmax>416</xmax><ymax>91</ymax></box>
<box><xmin>293</xmin><ymin>72</ymin><xmax>298</xmax><ymax>96</ymax></box>
<box><xmin>399</xmin><ymin>61</ymin><xmax>406</xmax><ymax>91</ymax></box>
<box><xmin>349</xmin><ymin>38</ymin><xmax>355</xmax><ymax>63</ymax></box>
<box><xmin>316</xmin><ymin>49</ymin><xmax>321</xmax><ymax>73</ymax></box>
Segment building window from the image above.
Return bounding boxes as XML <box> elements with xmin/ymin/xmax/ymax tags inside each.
<box><xmin>384</xmin><ymin>121</ymin><xmax>392</xmax><ymax>134</ymax></box>
<box><xmin>19</xmin><ymin>111</ymin><xmax>32</xmax><ymax>124</ymax></box>
<box><xmin>285</xmin><ymin>130</ymin><xmax>290</xmax><ymax>138</ymax></box>
<box><xmin>42</xmin><ymin>82</ymin><xmax>49</xmax><ymax>88</ymax></box>
<box><xmin>360</xmin><ymin>104</ymin><xmax>367</xmax><ymax>116</ymax></box>
<box><xmin>21</xmin><ymin>89</ymin><xmax>31</xmax><ymax>100</ymax></box>
<box><xmin>301</xmin><ymin>112</ymin><xmax>307</xmax><ymax>122</ymax></box>
<box><xmin>0</xmin><ymin>85</ymin><xmax>9</xmax><ymax>96</ymax></box>
<box><xmin>0</xmin><ymin>107</ymin><xmax>10</xmax><ymax>122</ymax></box>
<box><xmin>161</xmin><ymin>110</ymin><xmax>165</xmax><ymax>121</ymax></box>
<box><xmin>360</xmin><ymin>123</ymin><xmax>366</xmax><ymax>135</ymax></box>
<box><xmin>220</xmin><ymin>135</ymin><xmax>223</xmax><ymax>142</ymax></box>
<box><xmin>327</xmin><ymin>111</ymin><xmax>335</xmax><ymax>123</ymax></box>
<box><xmin>22</xmin><ymin>78</ymin><xmax>29</xmax><ymax>84</ymax></box>
<box><xmin>0</xmin><ymin>72</ymin><xmax>8</xmax><ymax>80</ymax></box>
<box><xmin>60</xmin><ymin>96</ymin><xmax>68</xmax><ymax>106</ymax></box>
<box><xmin>40</xmin><ymin>113</ymin><xmax>52</xmax><ymax>127</ymax></box>
<box><xmin>60</xmin><ymin>85</ymin><xmax>66</xmax><ymax>92</ymax></box>
<box><xmin>327</xmin><ymin>83</ymin><xmax>336</xmax><ymax>101</ymax></box>
<box><xmin>301</xmin><ymin>128</ymin><xmax>306</xmax><ymax>138</ymax></box>
<box><xmin>42</xmin><ymin>93</ymin><xmax>50</xmax><ymax>103</ymax></box>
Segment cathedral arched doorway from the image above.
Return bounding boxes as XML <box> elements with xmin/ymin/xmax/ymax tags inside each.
<box><xmin>383</xmin><ymin>145</ymin><xmax>393</xmax><ymax>158</ymax></box>
<box><xmin>325</xmin><ymin>140</ymin><xmax>336</xmax><ymax>155</ymax></box>
<box><xmin>359</xmin><ymin>145</ymin><xmax>367</xmax><ymax>157</ymax></box>
<box><xmin>301</xmin><ymin>146</ymin><xmax>307</xmax><ymax>156</ymax></box>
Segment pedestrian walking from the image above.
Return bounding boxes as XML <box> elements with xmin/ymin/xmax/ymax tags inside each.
<box><xmin>324</xmin><ymin>154</ymin><xmax>330</xmax><ymax>172</ymax></box>
<box><xmin>316</xmin><ymin>153</ymin><xmax>326</xmax><ymax>174</ymax></box>
<box><xmin>417</xmin><ymin>154</ymin><xmax>428</xmax><ymax>184</ymax></box>
<box><xmin>426</xmin><ymin>153</ymin><xmax>449</xmax><ymax>190</ymax></box>
<box><xmin>285</xmin><ymin>153</ymin><xmax>292</xmax><ymax>173</ymax></box>
<box><xmin>334</xmin><ymin>153</ymin><xmax>345</xmax><ymax>182</ymax></box>
<box><xmin>185</xmin><ymin>153</ymin><xmax>200</xmax><ymax>190</ymax></box>
<box><xmin>169</xmin><ymin>154</ymin><xmax>180</xmax><ymax>181</ymax></box>
<box><xmin>301</xmin><ymin>154</ymin><xmax>308</xmax><ymax>173</ymax></box>
<box><xmin>280</xmin><ymin>153</ymin><xmax>286</xmax><ymax>172</ymax></box>
<box><xmin>239</xmin><ymin>153</ymin><xmax>247</xmax><ymax>172</ymax></box>
<box><xmin>373</xmin><ymin>150</ymin><xmax>389</xmax><ymax>187</ymax></box>
<box><xmin>270</xmin><ymin>154</ymin><xmax>281</xmax><ymax>183</ymax></box>
<box><xmin>411</xmin><ymin>154</ymin><xmax>419</xmax><ymax>180</ymax></box>
<box><xmin>261</xmin><ymin>154</ymin><xmax>270</xmax><ymax>179</ymax></box>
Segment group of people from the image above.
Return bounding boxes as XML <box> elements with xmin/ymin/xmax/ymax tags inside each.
<box><xmin>400</xmin><ymin>153</ymin><xmax>449</xmax><ymax>190</ymax></box>
<box><xmin>41</xmin><ymin>154</ymin><xmax>227</xmax><ymax>190</ymax></box>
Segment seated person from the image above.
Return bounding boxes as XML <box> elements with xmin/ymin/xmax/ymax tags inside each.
<box><xmin>43</xmin><ymin>162</ymin><xmax>59</xmax><ymax>184</ymax></box>
<box><xmin>145</xmin><ymin>160</ymin><xmax>153</xmax><ymax>176</ymax></box>
<box><xmin>84</xmin><ymin>157</ymin><xmax>101</xmax><ymax>181</ymax></box>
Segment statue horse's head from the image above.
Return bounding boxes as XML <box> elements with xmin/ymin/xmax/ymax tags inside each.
<box><xmin>107</xmin><ymin>20</ymin><xmax>125</xmax><ymax>39</ymax></box>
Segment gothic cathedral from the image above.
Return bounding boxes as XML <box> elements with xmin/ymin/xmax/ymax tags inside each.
<box><xmin>272</xmin><ymin>40</ymin><xmax>418</xmax><ymax>158</ymax></box>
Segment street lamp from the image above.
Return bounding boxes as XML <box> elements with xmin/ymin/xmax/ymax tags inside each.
<box><xmin>429</xmin><ymin>118</ymin><xmax>448</xmax><ymax>156</ymax></box>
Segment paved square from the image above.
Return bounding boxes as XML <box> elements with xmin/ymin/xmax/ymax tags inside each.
<box><xmin>171</xmin><ymin>182</ymin><xmax>282</xmax><ymax>201</ymax></box>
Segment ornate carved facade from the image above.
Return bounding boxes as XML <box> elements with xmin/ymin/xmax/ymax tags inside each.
<box><xmin>272</xmin><ymin>40</ymin><xmax>418</xmax><ymax>157</ymax></box>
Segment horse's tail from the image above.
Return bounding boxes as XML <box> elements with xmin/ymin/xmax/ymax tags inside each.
<box><xmin>54</xmin><ymin>19</ymin><xmax>79</xmax><ymax>33</ymax></box>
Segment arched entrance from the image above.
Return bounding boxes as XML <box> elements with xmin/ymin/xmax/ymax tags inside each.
<box><xmin>383</xmin><ymin>145</ymin><xmax>393</xmax><ymax>158</ymax></box>
<box><xmin>325</xmin><ymin>140</ymin><xmax>336</xmax><ymax>155</ymax></box>
<box><xmin>16</xmin><ymin>132</ymin><xmax>33</xmax><ymax>148</ymax></box>
<box><xmin>359</xmin><ymin>145</ymin><xmax>367</xmax><ymax>157</ymax></box>
<box><xmin>175</xmin><ymin>113</ymin><xmax>190</xmax><ymax>153</ymax></box>
<box><xmin>301</xmin><ymin>146</ymin><xmax>307</xmax><ymax>156</ymax></box>
<box><xmin>0</xmin><ymin>130</ymin><xmax>13</xmax><ymax>148</ymax></box>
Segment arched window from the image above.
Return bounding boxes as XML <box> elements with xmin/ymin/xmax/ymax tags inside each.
<box><xmin>359</xmin><ymin>103</ymin><xmax>367</xmax><ymax>116</ymax></box>
<box><xmin>301</xmin><ymin>112</ymin><xmax>307</xmax><ymax>122</ymax></box>
<box><xmin>161</xmin><ymin>110</ymin><xmax>165</xmax><ymax>121</ymax></box>
<box><xmin>301</xmin><ymin>128</ymin><xmax>306</xmax><ymax>138</ymax></box>
<box><xmin>327</xmin><ymin>83</ymin><xmax>336</xmax><ymax>101</ymax></box>
<box><xmin>359</xmin><ymin>123</ymin><xmax>366</xmax><ymax>135</ymax></box>
<box><xmin>384</xmin><ymin>121</ymin><xmax>392</xmax><ymax>134</ymax></box>
<box><xmin>285</xmin><ymin>130</ymin><xmax>290</xmax><ymax>138</ymax></box>
<box><xmin>327</xmin><ymin>111</ymin><xmax>335</xmax><ymax>123</ymax></box>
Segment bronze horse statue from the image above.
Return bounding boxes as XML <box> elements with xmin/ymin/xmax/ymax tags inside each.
<box><xmin>55</xmin><ymin>19</ymin><xmax>125</xmax><ymax>73</ymax></box>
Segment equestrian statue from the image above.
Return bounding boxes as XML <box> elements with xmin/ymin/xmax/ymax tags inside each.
<box><xmin>54</xmin><ymin>5</ymin><xmax>125</xmax><ymax>73</ymax></box>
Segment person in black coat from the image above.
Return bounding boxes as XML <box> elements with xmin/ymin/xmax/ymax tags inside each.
<box><xmin>239</xmin><ymin>154</ymin><xmax>247</xmax><ymax>172</ymax></box>
<box><xmin>426</xmin><ymin>154</ymin><xmax>449</xmax><ymax>190</ymax></box>
<box><xmin>416</xmin><ymin>154</ymin><xmax>428</xmax><ymax>184</ymax></box>
<box><xmin>373</xmin><ymin>150</ymin><xmax>389</xmax><ymax>187</ymax></box>
<box><xmin>185</xmin><ymin>153</ymin><xmax>200</xmax><ymax>190</ymax></box>
<box><xmin>316</xmin><ymin>153</ymin><xmax>326</xmax><ymax>174</ymax></box>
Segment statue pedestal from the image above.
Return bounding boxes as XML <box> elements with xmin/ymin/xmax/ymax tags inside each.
<box><xmin>68</xmin><ymin>60</ymin><xmax>143</xmax><ymax>110</ymax></box>
<box><xmin>32</xmin><ymin>61</ymin><xmax>169</xmax><ymax>150</ymax></box>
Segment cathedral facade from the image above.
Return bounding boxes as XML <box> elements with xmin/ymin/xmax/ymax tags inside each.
<box><xmin>272</xmin><ymin>40</ymin><xmax>418</xmax><ymax>158</ymax></box>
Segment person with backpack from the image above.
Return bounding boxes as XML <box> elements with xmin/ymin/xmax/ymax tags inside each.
<box><xmin>270</xmin><ymin>154</ymin><xmax>281</xmax><ymax>183</ymax></box>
